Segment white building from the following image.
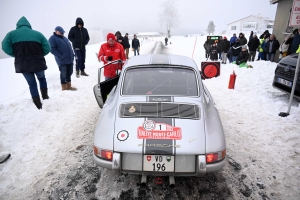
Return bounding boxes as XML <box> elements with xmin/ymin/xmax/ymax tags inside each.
<box><xmin>227</xmin><ymin>15</ymin><xmax>274</xmax><ymax>36</ymax></box>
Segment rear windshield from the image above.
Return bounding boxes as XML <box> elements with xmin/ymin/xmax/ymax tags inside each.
<box><xmin>122</xmin><ymin>67</ymin><xmax>198</xmax><ymax>96</ymax></box>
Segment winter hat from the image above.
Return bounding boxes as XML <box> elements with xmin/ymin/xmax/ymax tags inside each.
<box><xmin>242</xmin><ymin>45</ymin><xmax>247</xmax><ymax>49</ymax></box>
<box><xmin>107</xmin><ymin>33</ymin><xmax>115</xmax><ymax>41</ymax></box>
<box><xmin>55</xmin><ymin>26</ymin><xmax>65</xmax><ymax>34</ymax></box>
<box><xmin>223</xmin><ymin>36</ymin><xmax>227</xmax><ymax>39</ymax></box>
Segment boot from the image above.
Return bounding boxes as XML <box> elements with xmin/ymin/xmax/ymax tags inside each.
<box><xmin>32</xmin><ymin>96</ymin><xmax>42</xmax><ymax>109</ymax></box>
<box><xmin>61</xmin><ymin>84</ymin><xmax>68</xmax><ymax>91</ymax></box>
<box><xmin>81</xmin><ymin>71</ymin><xmax>89</xmax><ymax>76</ymax></box>
<box><xmin>41</xmin><ymin>88</ymin><xmax>49</xmax><ymax>100</ymax></box>
<box><xmin>66</xmin><ymin>82</ymin><xmax>77</xmax><ymax>91</ymax></box>
<box><xmin>76</xmin><ymin>70</ymin><xmax>80</xmax><ymax>78</ymax></box>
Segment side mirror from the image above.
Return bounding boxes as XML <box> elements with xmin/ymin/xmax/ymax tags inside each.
<box><xmin>201</xmin><ymin>62</ymin><xmax>220</xmax><ymax>79</ymax></box>
<box><xmin>93</xmin><ymin>84</ymin><xmax>103</xmax><ymax>108</ymax></box>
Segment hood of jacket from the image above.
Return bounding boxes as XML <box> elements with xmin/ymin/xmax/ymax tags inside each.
<box><xmin>76</xmin><ymin>17</ymin><xmax>84</xmax><ymax>26</ymax></box>
<box><xmin>16</xmin><ymin>16</ymin><xmax>32</xmax><ymax>29</ymax></box>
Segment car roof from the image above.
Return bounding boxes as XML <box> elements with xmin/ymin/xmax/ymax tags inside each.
<box><xmin>124</xmin><ymin>54</ymin><xmax>199</xmax><ymax>70</ymax></box>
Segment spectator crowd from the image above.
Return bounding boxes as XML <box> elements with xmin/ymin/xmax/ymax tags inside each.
<box><xmin>203</xmin><ymin>29</ymin><xmax>300</xmax><ymax>65</ymax></box>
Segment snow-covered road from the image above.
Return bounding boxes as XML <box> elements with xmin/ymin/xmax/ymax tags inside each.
<box><xmin>0</xmin><ymin>36</ymin><xmax>299</xmax><ymax>200</ymax></box>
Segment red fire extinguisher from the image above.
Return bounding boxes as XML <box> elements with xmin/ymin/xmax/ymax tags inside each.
<box><xmin>228</xmin><ymin>70</ymin><xmax>237</xmax><ymax>89</ymax></box>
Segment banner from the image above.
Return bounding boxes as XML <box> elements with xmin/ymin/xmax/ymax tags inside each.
<box><xmin>290</xmin><ymin>0</ymin><xmax>300</xmax><ymax>26</ymax></box>
<box><xmin>242</xmin><ymin>22</ymin><xmax>257</xmax><ymax>31</ymax></box>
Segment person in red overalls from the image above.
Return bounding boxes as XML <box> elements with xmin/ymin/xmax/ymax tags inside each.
<box><xmin>98</xmin><ymin>33</ymin><xmax>126</xmax><ymax>80</ymax></box>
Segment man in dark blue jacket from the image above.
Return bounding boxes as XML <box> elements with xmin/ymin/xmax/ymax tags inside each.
<box><xmin>291</xmin><ymin>29</ymin><xmax>300</xmax><ymax>54</ymax></box>
<box><xmin>265</xmin><ymin>34</ymin><xmax>280</xmax><ymax>62</ymax></box>
<box><xmin>68</xmin><ymin>18</ymin><xmax>90</xmax><ymax>78</ymax></box>
<box><xmin>49</xmin><ymin>26</ymin><xmax>77</xmax><ymax>91</ymax></box>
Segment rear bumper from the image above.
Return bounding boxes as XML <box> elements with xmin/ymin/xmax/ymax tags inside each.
<box><xmin>93</xmin><ymin>152</ymin><xmax>226</xmax><ymax>176</ymax></box>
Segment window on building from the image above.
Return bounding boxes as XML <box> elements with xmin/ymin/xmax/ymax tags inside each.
<box><xmin>267</xmin><ymin>24</ymin><xmax>273</xmax><ymax>28</ymax></box>
<box><xmin>231</xmin><ymin>26</ymin><xmax>236</xmax><ymax>30</ymax></box>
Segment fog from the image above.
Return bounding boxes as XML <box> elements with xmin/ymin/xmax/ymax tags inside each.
<box><xmin>0</xmin><ymin>0</ymin><xmax>276</xmax><ymax>58</ymax></box>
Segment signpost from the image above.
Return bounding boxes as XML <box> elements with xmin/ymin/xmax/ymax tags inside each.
<box><xmin>290</xmin><ymin>0</ymin><xmax>300</xmax><ymax>26</ymax></box>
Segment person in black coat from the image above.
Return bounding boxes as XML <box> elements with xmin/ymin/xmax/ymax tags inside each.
<box><xmin>203</xmin><ymin>40</ymin><xmax>211</xmax><ymax>58</ymax></box>
<box><xmin>236</xmin><ymin>45</ymin><xmax>250</xmax><ymax>65</ymax></box>
<box><xmin>290</xmin><ymin>29</ymin><xmax>300</xmax><ymax>54</ymax></box>
<box><xmin>123</xmin><ymin>33</ymin><xmax>130</xmax><ymax>59</ymax></box>
<box><xmin>259</xmin><ymin>30</ymin><xmax>271</xmax><ymax>39</ymax></box>
<box><xmin>249</xmin><ymin>31</ymin><xmax>254</xmax><ymax>42</ymax></box>
<box><xmin>231</xmin><ymin>38</ymin><xmax>242</xmax><ymax>62</ymax></box>
<box><xmin>131</xmin><ymin>34</ymin><xmax>140</xmax><ymax>56</ymax></box>
<box><xmin>165</xmin><ymin>37</ymin><xmax>168</xmax><ymax>46</ymax></box>
<box><xmin>265</xmin><ymin>34</ymin><xmax>280</xmax><ymax>62</ymax></box>
<box><xmin>247</xmin><ymin>34</ymin><xmax>260</xmax><ymax>61</ymax></box>
<box><xmin>221</xmin><ymin>36</ymin><xmax>230</xmax><ymax>64</ymax></box>
<box><xmin>238</xmin><ymin>33</ymin><xmax>247</xmax><ymax>45</ymax></box>
<box><xmin>68</xmin><ymin>17</ymin><xmax>90</xmax><ymax>77</ymax></box>
<box><xmin>209</xmin><ymin>43</ymin><xmax>218</xmax><ymax>61</ymax></box>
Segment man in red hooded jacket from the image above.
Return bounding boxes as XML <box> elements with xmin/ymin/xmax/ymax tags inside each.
<box><xmin>98</xmin><ymin>33</ymin><xmax>126</xmax><ymax>80</ymax></box>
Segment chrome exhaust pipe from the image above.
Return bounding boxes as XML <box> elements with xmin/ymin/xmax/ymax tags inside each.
<box><xmin>141</xmin><ymin>174</ymin><xmax>147</xmax><ymax>186</ymax></box>
<box><xmin>169</xmin><ymin>176</ymin><xmax>175</xmax><ymax>188</ymax></box>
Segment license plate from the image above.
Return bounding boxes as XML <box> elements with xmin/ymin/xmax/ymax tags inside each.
<box><xmin>143</xmin><ymin>155</ymin><xmax>174</xmax><ymax>172</ymax></box>
<box><xmin>278</xmin><ymin>78</ymin><xmax>292</xmax><ymax>87</ymax></box>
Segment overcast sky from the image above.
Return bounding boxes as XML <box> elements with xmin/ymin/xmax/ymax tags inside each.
<box><xmin>0</xmin><ymin>0</ymin><xmax>276</xmax><ymax>57</ymax></box>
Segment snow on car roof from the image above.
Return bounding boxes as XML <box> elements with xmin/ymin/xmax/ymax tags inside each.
<box><xmin>124</xmin><ymin>54</ymin><xmax>198</xmax><ymax>70</ymax></box>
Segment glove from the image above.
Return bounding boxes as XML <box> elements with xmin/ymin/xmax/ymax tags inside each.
<box><xmin>138</xmin><ymin>47</ymin><xmax>140</xmax><ymax>51</ymax></box>
<box><xmin>131</xmin><ymin>48</ymin><xmax>134</xmax><ymax>51</ymax></box>
<box><xmin>107</xmin><ymin>56</ymin><xmax>113</xmax><ymax>61</ymax></box>
<box><xmin>236</xmin><ymin>61</ymin><xmax>240</xmax><ymax>65</ymax></box>
<box><xmin>280</xmin><ymin>51</ymin><xmax>283</xmax><ymax>54</ymax></box>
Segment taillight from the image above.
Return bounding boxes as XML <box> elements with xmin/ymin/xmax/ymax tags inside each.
<box><xmin>206</xmin><ymin>149</ymin><xmax>226</xmax><ymax>163</ymax></box>
<box><xmin>93</xmin><ymin>145</ymin><xmax>113</xmax><ymax>161</ymax></box>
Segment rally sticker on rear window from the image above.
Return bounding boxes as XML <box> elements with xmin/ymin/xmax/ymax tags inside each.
<box><xmin>137</xmin><ymin>120</ymin><xmax>182</xmax><ymax>140</ymax></box>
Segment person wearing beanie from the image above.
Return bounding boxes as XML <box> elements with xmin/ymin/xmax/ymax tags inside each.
<box><xmin>97</xmin><ymin>33</ymin><xmax>126</xmax><ymax>80</ymax></box>
<box><xmin>1</xmin><ymin>16</ymin><xmax>50</xmax><ymax>110</ymax></box>
<box><xmin>68</xmin><ymin>17</ymin><xmax>90</xmax><ymax>78</ymax></box>
<box><xmin>49</xmin><ymin>26</ymin><xmax>77</xmax><ymax>91</ymax></box>
<box><xmin>235</xmin><ymin>45</ymin><xmax>249</xmax><ymax>65</ymax></box>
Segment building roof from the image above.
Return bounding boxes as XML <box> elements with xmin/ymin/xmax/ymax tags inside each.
<box><xmin>227</xmin><ymin>15</ymin><xmax>274</xmax><ymax>25</ymax></box>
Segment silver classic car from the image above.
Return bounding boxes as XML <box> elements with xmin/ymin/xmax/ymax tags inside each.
<box><xmin>93</xmin><ymin>54</ymin><xmax>226</xmax><ymax>186</ymax></box>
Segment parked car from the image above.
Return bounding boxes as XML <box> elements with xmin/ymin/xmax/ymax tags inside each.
<box><xmin>93</xmin><ymin>54</ymin><xmax>226</xmax><ymax>186</ymax></box>
<box><xmin>273</xmin><ymin>53</ymin><xmax>300</xmax><ymax>99</ymax></box>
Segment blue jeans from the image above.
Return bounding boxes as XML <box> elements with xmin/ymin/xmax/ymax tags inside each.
<box><xmin>232</xmin><ymin>56</ymin><xmax>238</xmax><ymax>62</ymax></box>
<box><xmin>59</xmin><ymin>64</ymin><xmax>73</xmax><ymax>84</ymax></box>
<box><xmin>74</xmin><ymin>49</ymin><xmax>86</xmax><ymax>71</ymax></box>
<box><xmin>267</xmin><ymin>53</ymin><xmax>275</xmax><ymax>62</ymax></box>
<box><xmin>22</xmin><ymin>71</ymin><xmax>47</xmax><ymax>98</ymax></box>
<box><xmin>134</xmin><ymin>48</ymin><xmax>139</xmax><ymax>56</ymax></box>
<box><xmin>259</xmin><ymin>52</ymin><xmax>264</xmax><ymax>60</ymax></box>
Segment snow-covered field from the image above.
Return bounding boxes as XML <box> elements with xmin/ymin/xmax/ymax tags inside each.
<box><xmin>0</xmin><ymin>35</ymin><xmax>299</xmax><ymax>200</ymax></box>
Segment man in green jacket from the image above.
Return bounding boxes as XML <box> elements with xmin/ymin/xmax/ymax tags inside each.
<box><xmin>2</xmin><ymin>16</ymin><xmax>50</xmax><ymax>109</ymax></box>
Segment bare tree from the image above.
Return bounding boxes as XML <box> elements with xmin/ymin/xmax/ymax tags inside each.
<box><xmin>206</xmin><ymin>21</ymin><xmax>215</xmax><ymax>35</ymax></box>
<box><xmin>159</xmin><ymin>0</ymin><xmax>179</xmax><ymax>38</ymax></box>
